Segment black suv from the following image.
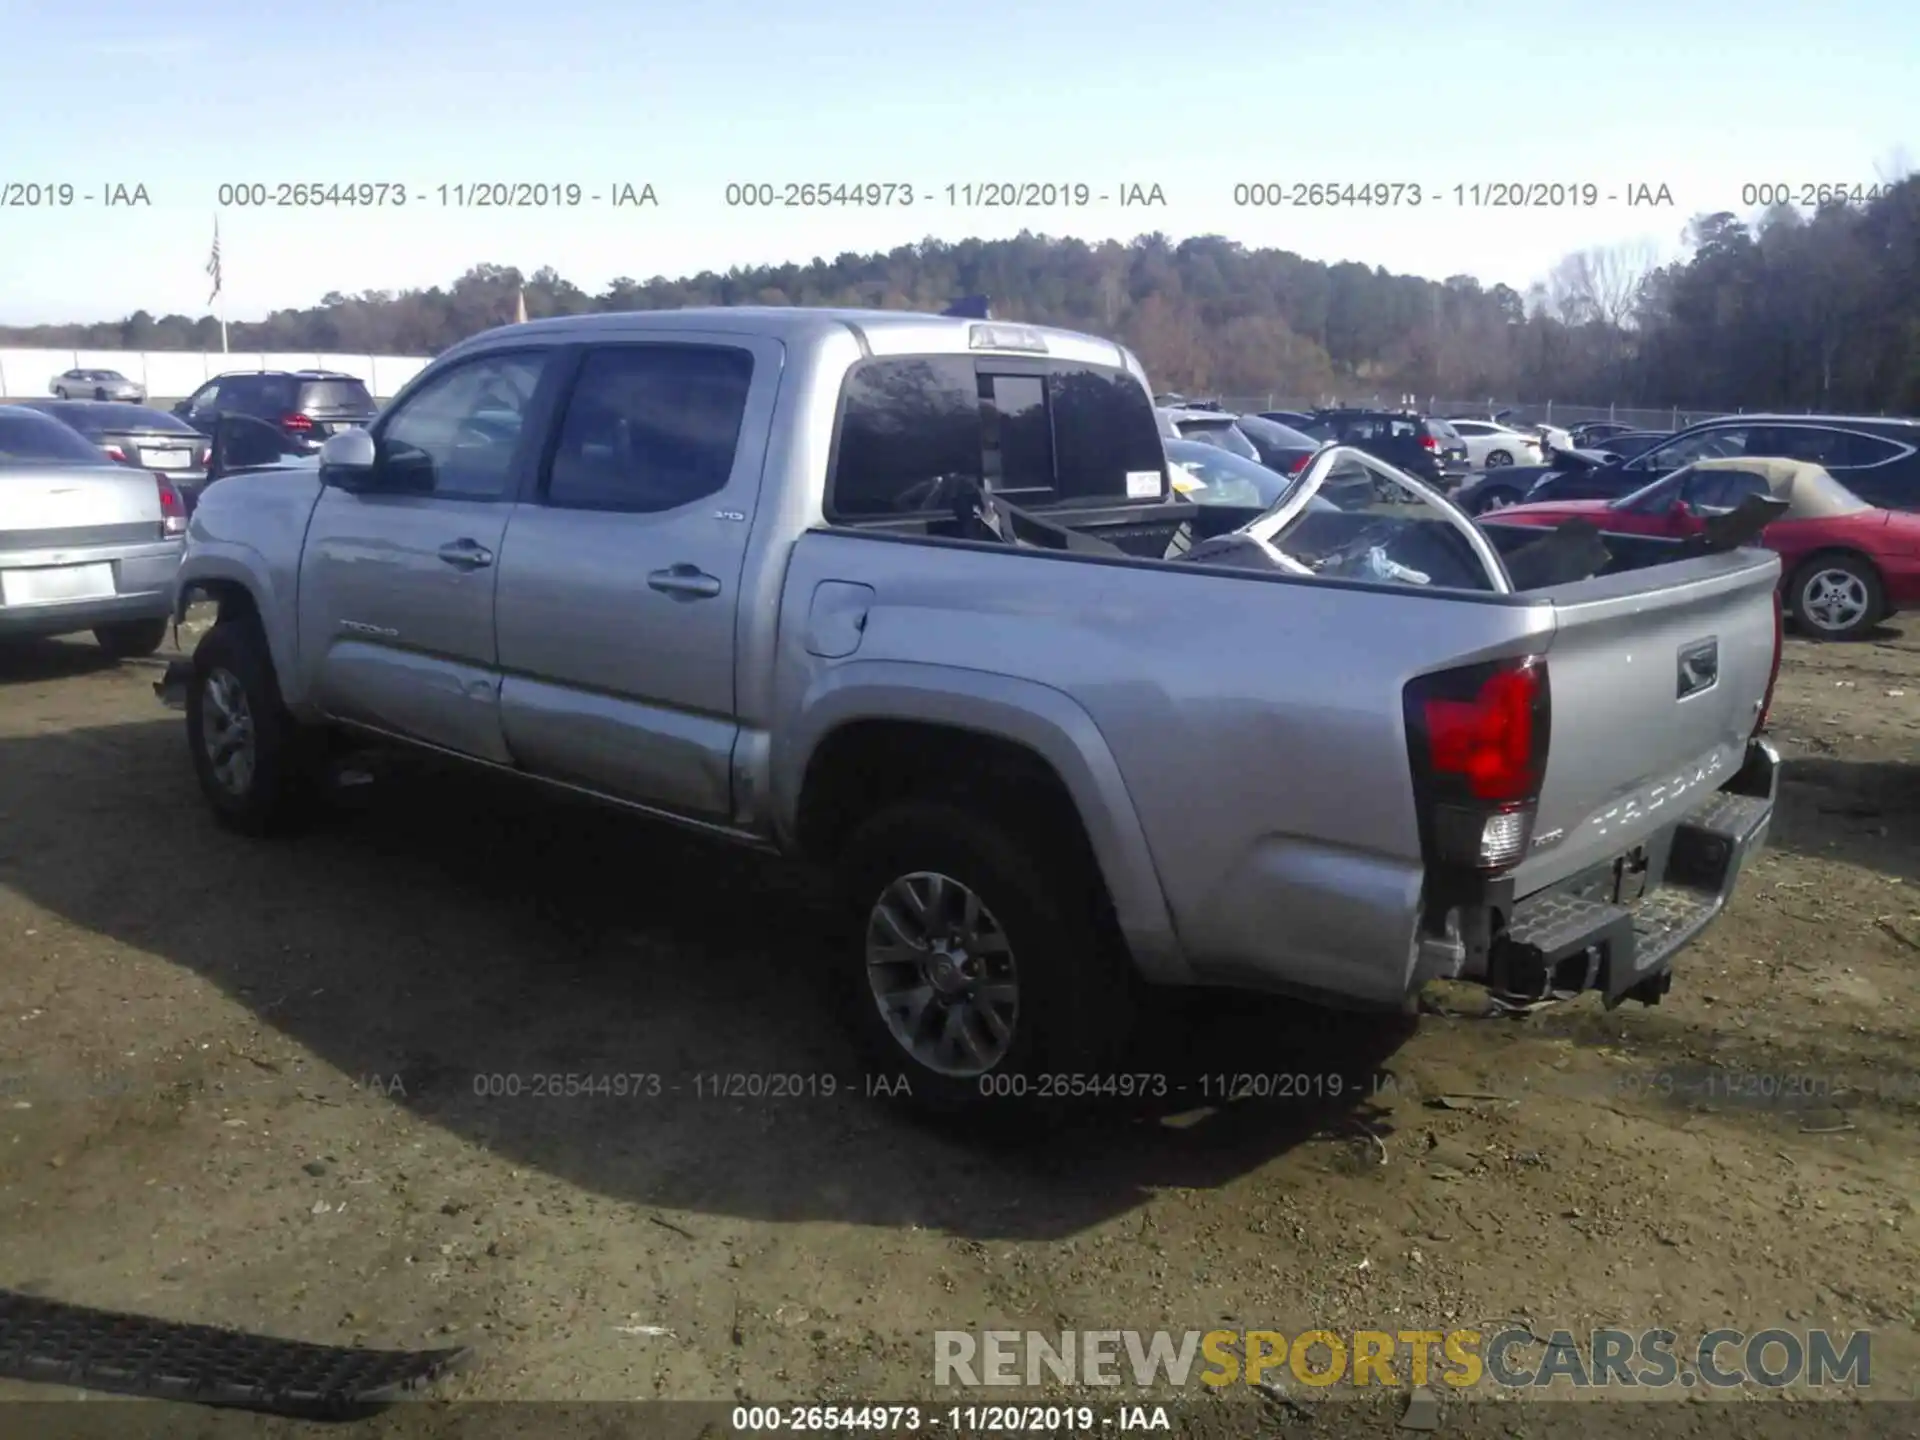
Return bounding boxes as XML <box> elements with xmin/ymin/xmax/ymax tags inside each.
<box><xmin>1297</xmin><ymin>408</ymin><xmax>1470</xmax><ymax>490</ymax></box>
<box><xmin>1518</xmin><ymin>414</ymin><xmax>1920</xmax><ymax>510</ymax></box>
<box><xmin>174</xmin><ymin>369</ymin><xmax>378</xmax><ymax>454</ymax></box>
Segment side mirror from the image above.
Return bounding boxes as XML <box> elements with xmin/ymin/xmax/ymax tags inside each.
<box><xmin>319</xmin><ymin>428</ymin><xmax>379</xmax><ymax>490</ymax></box>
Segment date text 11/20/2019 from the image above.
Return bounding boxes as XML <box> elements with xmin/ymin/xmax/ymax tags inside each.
<box><xmin>728</xmin><ymin>1404</ymin><xmax>1172</xmax><ymax>1433</ymax></box>
<box><xmin>1230</xmin><ymin>181</ymin><xmax>1675</xmax><ymax>208</ymax></box>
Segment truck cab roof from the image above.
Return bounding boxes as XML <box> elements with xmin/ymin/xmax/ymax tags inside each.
<box><xmin>456</xmin><ymin>306</ymin><xmax>1149</xmax><ymax>379</ymax></box>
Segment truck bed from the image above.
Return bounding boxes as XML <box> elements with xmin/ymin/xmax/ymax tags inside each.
<box><xmin>798</xmin><ymin>497</ymin><xmax>1780</xmax><ymax>998</ymax></box>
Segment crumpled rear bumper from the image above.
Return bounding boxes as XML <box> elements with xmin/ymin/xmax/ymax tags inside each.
<box><xmin>1477</xmin><ymin>737</ymin><xmax>1778</xmax><ymax>1007</ymax></box>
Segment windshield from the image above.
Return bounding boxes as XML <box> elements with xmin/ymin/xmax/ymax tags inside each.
<box><xmin>1237</xmin><ymin>445</ymin><xmax>1507</xmax><ymax>592</ymax></box>
<box><xmin>0</xmin><ymin>409</ymin><xmax>117</xmax><ymax>464</ymax></box>
<box><xmin>1164</xmin><ymin>438</ymin><xmax>1299</xmax><ymax>509</ymax></box>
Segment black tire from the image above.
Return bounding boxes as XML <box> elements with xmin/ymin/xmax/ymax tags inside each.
<box><xmin>833</xmin><ymin>799</ymin><xmax>1133</xmax><ymax>1125</ymax></box>
<box><xmin>185</xmin><ymin>619</ymin><xmax>323</xmax><ymax>835</ymax></box>
<box><xmin>1789</xmin><ymin>553</ymin><xmax>1883</xmax><ymax>642</ymax></box>
<box><xmin>93</xmin><ymin>618</ymin><xmax>168</xmax><ymax>659</ymax></box>
<box><xmin>93</xmin><ymin>387</ymin><xmax>108</xmax><ymax>401</ymax></box>
<box><xmin>1485</xmin><ymin>449</ymin><xmax>1513</xmax><ymax>467</ymax></box>
<box><xmin>54</xmin><ymin>387</ymin><xmax>68</xmax><ymax>400</ymax></box>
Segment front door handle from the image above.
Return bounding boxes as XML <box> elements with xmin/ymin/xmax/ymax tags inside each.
<box><xmin>647</xmin><ymin>564</ymin><xmax>722</xmax><ymax>600</ymax></box>
<box><xmin>437</xmin><ymin>539</ymin><xmax>494</xmax><ymax>570</ymax></box>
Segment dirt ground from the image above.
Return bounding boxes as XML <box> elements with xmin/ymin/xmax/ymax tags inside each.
<box><xmin>3</xmin><ymin>608</ymin><xmax>1919</xmax><ymax>1436</ymax></box>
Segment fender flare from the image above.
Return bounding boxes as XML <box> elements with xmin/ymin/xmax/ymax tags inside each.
<box><xmin>774</xmin><ymin>661</ymin><xmax>1188</xmax><ymax>984</ymax></box>
<box><xmin>172</xmin><ymin>544</ymin><xmax>303</xmax><ymax>704</ymax></box>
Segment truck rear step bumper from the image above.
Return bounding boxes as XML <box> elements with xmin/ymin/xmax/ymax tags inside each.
<box><xmin>1485</xmin><ymin>737</ymin><xmax>1778</xmax><ymax>1008</ymax></box>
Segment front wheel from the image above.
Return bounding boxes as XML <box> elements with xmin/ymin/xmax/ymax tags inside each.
<box><xmin>185</xmin><ymin>620</ymin><xmax>323</xmax><ymax>834</ymax></box>
<box><xmin>1485</xmin><ymin>449</ymin><xmax>1513</xmax><ymax>467</ymax></box>
<box><xmin>93</xmin><ymin>387</ymin><xmax>108</xmax><ymax>401</ymax></box>
<box><xmin>93</xmin><ymin>618</ymin><xmax>168</xmax><ymax>658</ymax></box>
<box><xmin>54</xmin><ymin>387</ymin><xmax>68</xmax><ymax>399</ymax></box>
<box><xmin>834</xmin><ymin>800</ymin><xmax>1132</xmax><ymax>1123</ymax></box>
<box><xmin>1791</xmin><ymin>555</ymin><xmax>1882</xmax><ymax>641</ymax></box>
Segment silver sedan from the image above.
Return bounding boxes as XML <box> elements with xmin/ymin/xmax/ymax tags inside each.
<box><xmin>49</xmin><ymin>368</ymin><xmax>146</xmax><ymax>402</ymax></box>
<box><xmin>0</xmin><ymin>405</ymin><xmax>185</xmax><ymax>656</ymax></box>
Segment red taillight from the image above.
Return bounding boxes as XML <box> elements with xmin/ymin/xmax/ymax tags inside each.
<box><xmin>1420</xmin><ymin>434</ymin><xmax>1440</xmax><ymax>452</ymax></box>
<box><xmin>1755</xmin><ymin>589</ymin><xmax>1784</xmax><ymax>735</ymax></box>
<box><xmin>102</xmin><ymin>443</ymin><xmax>128</xmax><ymax>462</ymax></box>
<box><xmin>1405</xmin><ymin>657</ymin><xmax>1551</xmax><ymax>872</ymax></box>
<box><xmin>1288</xmin><ymin>453</ymin><xmax>1313</xmax><ymax>475</ymax></box>
<box><xmin>282</xmin><ymin>413</ymin><xmax>314</xmax><ymax>433</ymax></box>
<box><xmin>156</xmin><ymin>475</ymin><xmax>186</xmax><ymax>536</ymax></box>
<box><xmin>197</xmin><ymin>445</ymin><xmax>211</xmax><ymax>466</ymax></box>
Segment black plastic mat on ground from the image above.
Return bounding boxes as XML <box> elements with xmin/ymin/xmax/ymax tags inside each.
<box><xmin>0</xmin><ymin>1289</ymin><xmax>471</xmax><ymax>1417</ymax></box>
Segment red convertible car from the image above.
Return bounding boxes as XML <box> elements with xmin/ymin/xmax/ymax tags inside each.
<box><xmin>1490</xmin><ymin>457</ymin><xmax>1920</xmax><ymax>641</ymax></box>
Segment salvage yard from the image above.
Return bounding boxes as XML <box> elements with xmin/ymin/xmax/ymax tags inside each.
<box><xmin>3</xmin><ymin>613</ymin><xmax>1920</xmax><ymax>1428</ymax></box>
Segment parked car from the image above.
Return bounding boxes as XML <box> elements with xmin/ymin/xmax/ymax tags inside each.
<box><xmin>1586</xmin><ymin>430</ymin><xmax>1670</xmax><ymax>462</ymax></box>
<box><xmin>1508</xmin><ymin>414</ymin><xmax>1920</xmax><ymax>511</ymax></box>
<box><xmin>14</xmin><ymin>399</ymin><xmax>211</xmax><ymax>503</ymax></box>
<box><xmin>1297</xmin><ymin>408</ymin><xmax>1470</xmax><ymax>490</ymax></box>
<box><xmin>1445</xmin><ymin>418</ymin><xmax>1544</xmax><ymax>469</ymax></box>
<box><xmin>1566</xmin><ymin>420</ymin><xmax>1637</xmax><ymax>448</ymax></box>
<box><xmin>1258</xmin><ymin>410</ymin><xmax>1318</xmax><ymax>430</ymax></box>
<box><xmin>162</xmin><ymin>307</ymin><xmax>1781</xmax><ymax>1116</ymax></box>
<box><xmin>174</xmin><ymin>370</ymin><xmax>378</xmax><ymax>455</ymax></box>
<box><xmin>49</xmin><ymin>367</ymin><xmax>145</xmax><ymax>402</ymax></box>
<box><xmin>1454</xmin><ymin>447</ymin><xmax>1618</xmax><ymax>515</ymax></box>
<box><xmin>1159</xmin><ymin>405</ymin><xmax>1263</xmax><ymax>462</ymax></box>
<box><xmin>0</xmin><ymin>404</ymin><xmax>186</xmax><ymax>656</ymax></box>
<box><xmin>1489</xmin><ymin>456</ymin><xmax>1920</xmax><ymax>641</ymax></box>
<box><xmin>1230</xmin><ymin>414</ymin><xmax>1323</xmax><ymax>477</ymax></box>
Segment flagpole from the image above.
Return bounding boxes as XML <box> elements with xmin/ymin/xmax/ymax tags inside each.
<box><xmin>209</xmin><ymin>213</ymin><xmax>228</xmax><ymax>353</ymax></box>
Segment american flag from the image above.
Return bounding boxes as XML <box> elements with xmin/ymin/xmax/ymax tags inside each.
<box><xmin>206</xmin><ymin>218</ymin><xmax>222</xmax><ymax>305</ymax></box>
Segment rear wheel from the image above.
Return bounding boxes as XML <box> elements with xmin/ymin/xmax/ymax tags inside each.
<box><xmin>93</xmin><ymin>618</ymin><xmax>168</xmax><ymax>659</ymax></box>
<box><xmin>1791</xmin><ymin>554</ymin><xmax>1882</xmax><ymax>641</ymax></box>
<box><xmin>1485</xmin><ymin>449</ymin><xmax>1513</xmax><ymax>467</ymax></box>
<box><xmin>186</xmin><ymin>619</ymin><xmax>324</xmax><ymax>834</ymax></box>
<box><xmin>834</xmin><ymin>799</ymin><xmax>1132</xmax><ymax>1124</ymax></box>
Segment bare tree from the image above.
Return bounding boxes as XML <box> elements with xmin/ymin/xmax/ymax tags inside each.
<box><xmin>1549</xmin><ymin>240</ymin><xmax>1659</xmax><ymax>330</ymax></box>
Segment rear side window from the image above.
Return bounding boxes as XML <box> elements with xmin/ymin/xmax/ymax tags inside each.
<box><xmin>1750</xmin><ymin>426</ymin><xmax>1851</xmax><ymax>466</ymax></box>
<box><xmin>0</xmin><ymin>410</ymin><xmax>110</xmax><ymax>463</ymax></box>
<box><xmin>1840</xmin><ymin>432</ymin><xmax>1909</xmax><ymax>467</ymax></box>
<box><xmin>1685</xmin><ymin>469</ymin><xmax>1773</xmax><ymax>511</ymax></box>
<box><xmin>828</xmin><ymin>356</ymin><xmax>1165</xmax><ymax>517</ymax></box>
<box><xmin>545</xmin><ymin>344</ymin><xmax>754</xmax><ymax>513</ymax></box>
<box><xmin>299</xmin><ymin>379</ymin><xmax>375</xmax><ymax>411</ymax></box>
<box><xmin>1045</xmin><ymin>364</ymin><xmax>1165</xmax><ymax>502</ymax></box>
<box><xmin>831</xmin><ymin>357</ymin><xmax>982</xmax><ymax>518</ymax></box>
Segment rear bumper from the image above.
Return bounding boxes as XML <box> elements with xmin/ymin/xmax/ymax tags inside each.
<box><xmin>0</xmin><ymin>542</ymin><xmax>182</xmax><ymax>639</ymax></box>
<box><xmin>1472</xmin><ymin>737</ymin><xmax>1778</xmax><ymax>1006</ymax></box>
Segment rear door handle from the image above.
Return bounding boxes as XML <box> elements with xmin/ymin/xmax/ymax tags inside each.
<box><xmin>437</xmin><ymin>539</ymin><xmax>494</xmax><ymax>570</ymax></box>
<box><xmin>647</xmin><ymin>564</ymin><xmax>722</xmax><ymax>600</ymax></box>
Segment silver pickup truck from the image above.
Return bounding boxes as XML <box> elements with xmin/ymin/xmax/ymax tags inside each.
<box><xmin>164</xmin><ymin>307</ymin><xmax>1783</xmax><ymax>1114</ymax></box>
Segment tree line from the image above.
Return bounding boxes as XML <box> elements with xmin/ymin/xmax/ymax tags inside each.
<box><xmin>4</xmin><ymin>173</ymin><xmax>1914</xmax><ymax>413</ymax></box>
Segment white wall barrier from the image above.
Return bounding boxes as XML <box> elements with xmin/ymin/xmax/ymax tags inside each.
<box><xmin>0</xmin><ymin>349</ymin><xmax>432</xmax><ymax>401</ymax></box>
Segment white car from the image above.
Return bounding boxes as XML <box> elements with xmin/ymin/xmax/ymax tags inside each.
<box><xmin>1446</xmin><ymin>419</ymin><xmax>1544</xmax><ymax>469</ymax></box>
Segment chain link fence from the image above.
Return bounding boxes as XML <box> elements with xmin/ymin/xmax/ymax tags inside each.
<box><xmin>1210</xmin><ymin>395</ymin><xmax>1729</xmax><ymax>432</ymax></box>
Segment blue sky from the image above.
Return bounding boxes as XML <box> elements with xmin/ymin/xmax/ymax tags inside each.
<box><xmin>0</xmin><ymin>0</ymin><xmax>1911</xmax><ymax>325</ymax></box>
